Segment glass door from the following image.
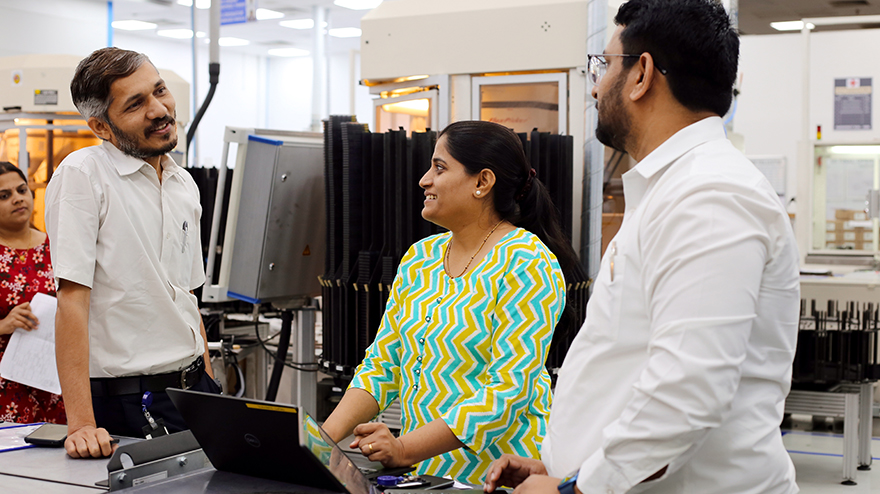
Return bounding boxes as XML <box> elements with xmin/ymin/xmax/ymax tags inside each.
<box><xmin>471</xmin><ymin>72</ymin><xmax>568</xmax><ymax>134</ymax></box>
<box><xmin>373</xmin><ymin>89</ymin><xmax>438</xmax><ymax>136</ymax></box>
<box><xmin>812</xmin><ymin>145</ymin><xmax>880</xmax><ymax>254</ymax></box>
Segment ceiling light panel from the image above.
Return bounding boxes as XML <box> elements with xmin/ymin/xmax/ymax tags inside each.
<box><xmin>268</xmin><ymin>47</ymin><xmax>311</xmax><ymax>57</ymax></box>
<box><xmin>177</xmin><ymin>0</ymin><xmax>211</xmax><ymax>9</ymax></box>
<box><xmin>279</xmin><ymin>19</ymin><xmax>329</xmax><ymax>29</ymax></box>
<box><xmin>770</xmin><ymin>20</ymin><xmax>815</xmax><ymax>31</ymax></box>
<box><xmin>334</xmin><ymin>0</ymin><xmax>382</xmax><ymax>10</ymax></box>
<box><xmin>112</xmin><ymin>20</ymin><xmax>158</xmax><ymax>31</ymax></box>
<box><xmin>217</xmin><ymin>37</ymin><xmax>250</xmax><ymax>46</ymax></box>
<box><xmin>157</xmin><ymin>28</ymin><xmax>195</xmax><ymax>39</ymax></box>
<box><xmin>256</xmin><ymin>9</ymin><xmax>284</xmax><ymax>20</ymax></box>
<box><xmin>328</xmin><ymin>27</ymin><xmax>362</xmax><ymax>38</ymax></box>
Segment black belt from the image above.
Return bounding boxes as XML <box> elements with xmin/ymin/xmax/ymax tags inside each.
<box><xmin>90</xmin><ymin>356</ymin><xmax>204</xmax><ymax>398</ymax></box>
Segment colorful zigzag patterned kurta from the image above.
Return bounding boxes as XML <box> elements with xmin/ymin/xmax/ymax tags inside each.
<box><xmin>349</xmin><ymin>228</ymin><xmax>565</xmax><ymax>484</ymax></box>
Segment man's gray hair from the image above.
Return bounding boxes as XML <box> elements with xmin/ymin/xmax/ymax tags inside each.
<box><xmin>70</xmin><ymin>47</ymin><xmax>149</xmax><ymax>122</ymax></box>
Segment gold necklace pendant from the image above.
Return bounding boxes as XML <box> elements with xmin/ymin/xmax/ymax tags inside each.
<box><xmin>445</xmin><ymin>219</ymin><xmax>505</xmax><ymax>278</ymax></box>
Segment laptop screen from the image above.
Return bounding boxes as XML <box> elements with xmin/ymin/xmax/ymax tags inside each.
<box><xmin>300</xmin><ymin>412</ymin><xmax>375</xmax><ymax>494</ymax></box>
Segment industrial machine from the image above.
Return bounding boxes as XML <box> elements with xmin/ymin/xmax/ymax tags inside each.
<box><xmin>360</xmin><ymin>0</ymin><xmax>589</xmax><ymax>250</ymax></box>
<box><xmin>201</xmin><ymin>126</ymin><xmax>325</xmax><ymax>418</ymax></box>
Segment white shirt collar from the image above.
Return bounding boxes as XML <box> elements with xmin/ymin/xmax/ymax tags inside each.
<box><xmin>622</xmin><ymin>116</ymin><xmax>726</xmax><ymax>211</ymax></box>
<box><xmin>101</xmin><ymin>140</ymin><xmax>181</xmax><ymax>178</ymax></box>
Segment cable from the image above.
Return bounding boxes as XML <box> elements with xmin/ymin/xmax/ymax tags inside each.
<box><xmin>185</xmin><ymin>62</ymin><xmax>220</xmax><ymax>157</ymax></box>
<box><xmin>230</xmin><ymin>351</ymin><xmax>245</xmax><ymax>398</ymax></box>
<box><xmin>252</xmin><ymin>317</ymin><xmax>320</xmax><ymax>373</ymax></box>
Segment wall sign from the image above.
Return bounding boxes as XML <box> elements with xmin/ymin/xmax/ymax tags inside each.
<box><xmin>221</xmin><ymin>0</ymin><xmax>256</xmax><ymax>25</ymax></box>
<box><xmin>834</xmin><ymin>77</ymin><xmax>872</xmax><ymax>130</ymax></box>
<box><xmin>34</xmin><ymin>89</ymin><xmax>58</xmax><ymax>106</ymax></box>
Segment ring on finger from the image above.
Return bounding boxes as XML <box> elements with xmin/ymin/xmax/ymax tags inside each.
<box><xmin>368</xmin><ymin>443</ymin><xmax>374</xmax><ymax>454</ymax></box>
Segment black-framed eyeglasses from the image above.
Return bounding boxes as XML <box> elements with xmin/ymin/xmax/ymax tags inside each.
<box><xmin>587</xmin><ymin>54</ymin><xmax>668</xmax><ymax>85</ymax></box>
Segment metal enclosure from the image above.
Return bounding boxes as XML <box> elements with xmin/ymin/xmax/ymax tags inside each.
<box><xmin>227</xmin><ymin>134</ymin><xmax>325</xmax><ymax>304</ymax></box>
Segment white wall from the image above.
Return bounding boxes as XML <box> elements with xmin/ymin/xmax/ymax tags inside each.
<box><xmin>735</xmin><ymin>30</ymin><xmax>880</xmax><ymax>210</ymax></box>
<box><xmin>809</xmin><ymin>29</ymin><xmax>880</xmax><ymax>145</ymax></box>
<box><xmin>734</xmin><ymin>29</ymin><xmax>880</xmax><ymax>261</ymax></box>
<box><xmin>328</xmin><ymin>51</ymin><xmax>374</xmax><ymax>123</ymax></box>
<box><xmin>734</xmin><ymin>33</ymin><xmax>803</xmax><ymax>209</ymax></box>
<box><xmin>0</xmin><ymin>0</ymin><xmax>106</xmax><ymax>57</ymax></box>
<box><xmin>265</xmin><ymin>56</ymin><xmax>314</xmax><ymax>133</ymax></box>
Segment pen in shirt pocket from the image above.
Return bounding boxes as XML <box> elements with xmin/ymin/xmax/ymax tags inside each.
<box><xmin>181</xmin><ymin>220</ymin><xmax>188</xmax><ymax>253</ymax></box>
<box><xmin>610</xmin><ymin>241</ymin><xmax>616</xmax><ymax>282</ymax></box>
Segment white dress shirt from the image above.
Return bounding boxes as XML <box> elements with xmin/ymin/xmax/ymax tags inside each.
<box><xmin>543</xmin><ymin>117</ymin><xmax>800</xmax><ymax>494</ymax></box>
<box><xmin>45</xmin><ymin>141</ymin><xmax>206</xmax><ymax>378</ymax></box>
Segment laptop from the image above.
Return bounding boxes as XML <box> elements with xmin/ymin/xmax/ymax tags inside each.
<box><xmin>168</xmin><ymin>388</ymin><xmax>379</xmax><ymax>492</ymax></box>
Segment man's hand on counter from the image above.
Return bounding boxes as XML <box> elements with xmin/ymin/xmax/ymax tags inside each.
<box><xmin>65</xmin><ymin>424</ymin><xmax>117</xmax><ymax>458</ymax></box>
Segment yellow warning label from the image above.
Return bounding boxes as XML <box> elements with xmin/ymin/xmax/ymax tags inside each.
<box><xmin>246</xmin><ymin>403</ymin><xmax>298</xmax><ymax>414</ymax></box>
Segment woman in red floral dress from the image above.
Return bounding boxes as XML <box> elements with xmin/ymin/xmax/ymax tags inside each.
<box><xmin>0</xmin><ymin>161</ymin><xmax>65</xmax><ymax>424</ymax></box>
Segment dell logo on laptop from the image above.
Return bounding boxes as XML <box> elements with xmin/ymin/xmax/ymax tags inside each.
<box><xmin>244</xmin><ymin>433</ymin><xmax>261</xmax><ymax>448</ymax></box>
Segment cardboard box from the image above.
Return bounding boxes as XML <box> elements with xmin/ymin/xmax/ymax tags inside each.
<box><xmin>835</xmin><ymin>209</ymin><xmax>855</xmax><ymax>220</ymax></box>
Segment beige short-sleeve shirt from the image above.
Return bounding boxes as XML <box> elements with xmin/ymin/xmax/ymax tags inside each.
<box><xmin>45</xmin><ymin>141</ymin><xmax>206</xmax><ymax>378</ymax></box>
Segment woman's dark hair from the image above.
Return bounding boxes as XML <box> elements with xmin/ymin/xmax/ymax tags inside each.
<box><xmin>439</xmin><ymin>120</ymin><xmax>585</xmax><ymax>337</ymax></box>
<box><xmin>0</xmin><ymin>161</ymin><xmax>28</xmax><ymax>185</ymax></box>
<box><xmin>615</xmin><ymin>0</ymin><xmax>738</xmax><ymax>117</ymax></box>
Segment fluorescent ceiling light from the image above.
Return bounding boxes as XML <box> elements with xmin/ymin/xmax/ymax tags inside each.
<box><xmin>158</xmin><ymin>29</ymin><xmax>194</xmax><ymax>39</ymax></box>
<box><xmin>196</xmin><ymin>31</ymin><xmax>206</xmax><ymax>38</ymax></box>
<box><xmin>112</xmin><ymin>20</ymin><xmax>157</xmax><ymax>31</ymax></box>
<box><xmin>829</xmin><ymin>145</ymin><xmax>880</xmax><ymax>155</ymax></box>
<box><xmin>770</xmin><ymin>20</ymin><xmax>815</xmax><ymax>31</ymax></box>
<box><xmin>805</xmin><ymin>14</ymin><xmax>880</xmax><ymax>26</ymax></box>
<box><xmin>218</xmin><ymin>37</ymin><xmax>250</xmax><ymax>46</ymax></box>
<box><xmin>334</xmin><ymin>0</ymin><xmax>383</xmax><ymax>10</ymax></box>
<box><xmin>279</xmin><ymin>19</ymin><xmax>327</xmax><ymax>29</ymax></box>
<box><xmin>177</xmin><ymin>0</ymin><xmax>211</xmax><ymax>9</ymax></box>
<box><xmin>268</xmin><ymin>47</ymin><xmax>311</xmax><ymax>57</ymax></box>
<box><xmin>329</xmin><ymin>27</ymin><xmax>362</xmax><ymax>38</ymax></box>
<box><xmin>256</xmin><ymin>8</ymin><xmax>284</xmax><ymax>20</ymax></box>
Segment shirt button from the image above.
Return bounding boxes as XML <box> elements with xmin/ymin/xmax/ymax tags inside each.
<box><xmin>166</xmin><ymin>233</ymin><xmax>171</xmax><ymax>239</ymax></box>
<box><xmin>425</xmin><ymin>316</ymin><xmax>431</xmax><ymax>323</ymax></box>
<box><xmin>415</xmin><ymin>369</ymin><xmax>420</xmax><ymax>375</ymax></box>
<box><xmin>436</xmin><ymin>297</ymin><xmax>442</xmax><ymax>303</ymax></box>
<box><xmin>606</xmin><ymin>489</ymin><xmax>614</xmax><ymax>494</ymax></box>
<box><xmin>413</xmin><ymin>384</ymin><xmax>418</xmax><ymax>390</ymax></box>
<box><xmin>417</xmin><ymin>356</ymin><xmax>422</xmax><ymax>362</ymax></box>
<box><xmin>419</xmin><ymin>338</ymin><xmax>425</xmax><ymax>344</ymax></box>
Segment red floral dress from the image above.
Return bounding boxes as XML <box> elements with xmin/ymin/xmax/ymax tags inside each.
<box><xmin>0</xmin><ymin>236</ymin><xmax>66</xmax><ymax>424</ymax></box>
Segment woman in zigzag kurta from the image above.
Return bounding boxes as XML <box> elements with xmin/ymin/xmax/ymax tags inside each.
<box><xmin>322</xmin><ymin>120</ymin><xmax>582</xmax><ymax>484</ymax></box>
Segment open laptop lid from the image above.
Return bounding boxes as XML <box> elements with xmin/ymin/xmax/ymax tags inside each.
<box><xmin>167</xmin><ymin>388</ymin><xmax>378</xmax><ymax>494</ymax></box>
<box><xmin>298</xmin><ymin>407</ymin><xmax>378</xmax><ymax>494</ymax></box>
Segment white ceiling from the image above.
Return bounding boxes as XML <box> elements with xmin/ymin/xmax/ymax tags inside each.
<box><xmin>106</xmin><ymin>0</ymin><xmax>880</xmax><ymax>59</ymax></box>
<box><xmin>108</xmin><ymin>0</ymin><xmax>382</xmax><ymax>57</ymax></box>
<box><xmin>739</xmin><ymin>0</ymin><xmax>880</xmax><ymax>34</ymax></box>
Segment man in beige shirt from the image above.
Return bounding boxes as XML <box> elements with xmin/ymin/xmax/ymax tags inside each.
<box><xmin>46</xmin><ymin>47</ymin><xmax>218</xmax><ymax>459</ymax></box>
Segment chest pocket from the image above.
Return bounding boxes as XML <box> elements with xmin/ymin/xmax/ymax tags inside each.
<box><xmin>584</xmin><ymin>240</ymin><xmax>626</xmax><ymax>343</ymax></box>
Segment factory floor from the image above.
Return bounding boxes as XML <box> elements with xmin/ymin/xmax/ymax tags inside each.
<box><xmin>787</xmin><ymin>415</ymin><xmax>880</xmax><ymax>492</ymax></box>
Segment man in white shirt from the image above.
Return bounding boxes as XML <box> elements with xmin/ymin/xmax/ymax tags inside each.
<box><xmin>45</xmin><ymin>48</ymin><xmax>218</xmax><ymax>459</ymax></box>
<box><xmin>484</xmin><ymin>1</ymin><xmax>799</xmax><ymax>493</ymax></box>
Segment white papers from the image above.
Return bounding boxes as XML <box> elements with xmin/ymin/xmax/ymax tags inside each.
<box><xmin>0</xmin><ymin>293</ymin><xmax>61</xmax><ymax>395</ymax></box>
